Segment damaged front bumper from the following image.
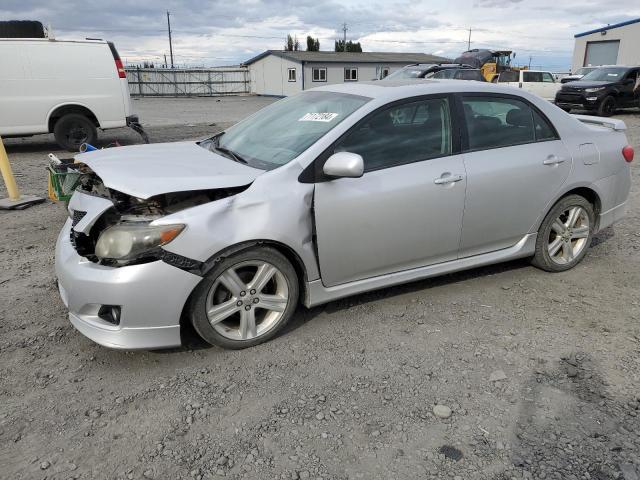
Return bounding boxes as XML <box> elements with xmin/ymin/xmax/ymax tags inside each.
<box><xmin>56</xmin><ymin>219</ymin><xmax>201</xmax><ymax>349</ymax></box>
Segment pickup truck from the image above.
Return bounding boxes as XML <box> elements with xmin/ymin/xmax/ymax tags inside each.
<box><xmin>497</xmin><ymin>70</ymin><xmax>561</xmax><ymax>102</ymax></box>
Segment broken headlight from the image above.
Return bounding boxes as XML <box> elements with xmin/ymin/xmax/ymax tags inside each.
<box><xmin>95</xmin><ymin>223</ymin><xmax>185</xmax><ymax>262</ymax></box>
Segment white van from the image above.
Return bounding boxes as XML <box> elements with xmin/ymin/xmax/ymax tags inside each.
<box><xmin>0</xmin><ymin>38</ymin><xmax>142</xmax><ymax>150</ymax></box>
<box><xmin>496</xmin><ymin>69</ymin><xmax>561</xmax><ymax>102</ymax></box>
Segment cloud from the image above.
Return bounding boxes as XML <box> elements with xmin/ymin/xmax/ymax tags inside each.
<box><xmin>2</xmin><ymin>0</ymin><xmax>639</xmax><ymax>70</ymax></box>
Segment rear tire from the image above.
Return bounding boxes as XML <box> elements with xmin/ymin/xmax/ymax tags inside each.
<box><xmin>532</xmin><ymin>195</ymin><xmax>594</xmax><ymax>272</ymax></box>
<box><xmin>53</xmin><ymin>113</ymin><xmax>97</xmax><ymax>151</ymax></box>
<box><xmin>187</xmin><ymin>247</ymin><xmax>299</xmax><ymax>349</ymax></box>
<box><xmin>597</xmin><ymin>96</ymin><xmax>616</xmax><ymax>117</ymax></box>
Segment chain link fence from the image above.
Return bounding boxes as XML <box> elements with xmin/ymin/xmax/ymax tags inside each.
<box><xmin>125</xmin><ymin>67</ymin><xmax>250</xmax><ymax>97</ymax></box>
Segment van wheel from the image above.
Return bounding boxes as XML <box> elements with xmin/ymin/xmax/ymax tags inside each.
<box><xmin>597</xmin><ymin>96</ymin><xmax>616</xmax><ymax>117</ymax></box>
<box><xmin>531</xmin><ymin>195</ymin><xmax>594</xmax><ymax>272</ymax></box>
<box><xmin>188</xmin><ymin>247</ymin><xmax>299</xmax><ymax>349</ymax></box>
<box><xmin>53</xmin><ymin>114</ymin><xmax>97</xmax><ymax>151</ymax></box>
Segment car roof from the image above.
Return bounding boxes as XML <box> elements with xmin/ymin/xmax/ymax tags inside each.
<box><xmin>312</xmin><ymin>79</ymin><xmax>528</xmax><ymax>102</ymax></box>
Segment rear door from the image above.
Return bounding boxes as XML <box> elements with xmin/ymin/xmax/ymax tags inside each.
<box><xmin>620</xmin><ymin>69</ymin><xmax>640</xmax><ymax>107</ymax></box>
<box><xmin>520</xmin><ymin>71</ymin><xmax>558</xmax><ymax>100</ymax></box>
<box><xmin>458</xmin><ymin>94</ymin><xmax>572</xmax><ymax>257</ymax></box>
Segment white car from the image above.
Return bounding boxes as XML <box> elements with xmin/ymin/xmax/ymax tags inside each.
<box><xmin>0</xmin><ymin>37</ymin><xmax>142</xmax><ymax>150</ymax></box>
<box><xmin>497</xmin><ymin>70</ymin><xmax>561</xmax><ymax>101</ymax></box>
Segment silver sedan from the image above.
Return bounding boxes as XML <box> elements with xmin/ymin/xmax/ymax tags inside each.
<box><xmin>55</xmin><ymin>80</ymin><xmax>633</xmax><ymax>350</ymax></box>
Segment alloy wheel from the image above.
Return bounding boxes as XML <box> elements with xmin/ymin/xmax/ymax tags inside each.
<box><xmin>547</xmin><ymin>206</ymin><xmax>590</xmax><ymax>265</ymax></box>
<box><xmin>205</xmin><ymin>261</ymin><xmax>289</xmax><ymax>341</ymax></box>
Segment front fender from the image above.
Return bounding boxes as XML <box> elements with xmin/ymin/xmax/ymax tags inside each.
<box><xmin>156</xmin><ymin>165</ymin><xmax>320</xmax><ymax>282</ymax></box>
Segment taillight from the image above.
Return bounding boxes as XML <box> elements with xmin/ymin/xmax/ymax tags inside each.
<box><xmin>114</xmin><ymin>58</ymin><xmax>126</xmax><ymax>79</ymax></box>
<box><xmin>622</xmin><ymin>145</ymin><xmax>634</xmax><ymax>163</ymax></box>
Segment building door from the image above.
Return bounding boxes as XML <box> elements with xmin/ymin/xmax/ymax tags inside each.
<box><xmin>584</xmin><ymin>40</ymin><xmax>620</xmax><ymax>66</ymax></box>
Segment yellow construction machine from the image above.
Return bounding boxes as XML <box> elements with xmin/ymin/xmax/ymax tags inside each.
<box><xmin>454</xmin><ymin>49</ymin><xmax>527</xmax><ymax>82</ymax></box>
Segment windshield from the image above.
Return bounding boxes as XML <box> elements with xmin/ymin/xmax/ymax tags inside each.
<box><xmin>575</xmin><ymin>67</ymin><xmax>596</xmax><ymax>76</ymax></box>
<box><xmin>580</xmin><ymin>67</ymin><xmax>628</xmax><ymax>82</ymax></box>
<box><xmin>428</xmin><ymin>69</ymin><xmax>457</xmax><ymax>79</ymax></box>
<box><xmin>202</xmin><ymin>91</ymin><xmax>370</xmax><ymax>170</ymax></box>
<box><xmin>384</xmin><ymin>65</ymin><xmax>434</xmax><ymax>80</ymax></box>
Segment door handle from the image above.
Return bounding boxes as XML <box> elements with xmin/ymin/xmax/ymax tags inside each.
<box><xmin>434</xmin><ymin>174</ymin><xmax>464</xmax><ymax>185</ymax></box>
<box><xmin>543</xmin><ymin>155</ymin><xmax>566</xmax><ymax>166</ymax></box>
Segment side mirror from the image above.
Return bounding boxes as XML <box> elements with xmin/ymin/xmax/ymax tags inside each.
<box><xmin>323</xmin><ymin>152</ymin><xmax>364</xmax><ymax>178</ymax></box>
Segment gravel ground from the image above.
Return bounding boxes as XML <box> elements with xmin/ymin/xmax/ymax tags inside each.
<box><xmin>1</xmin><ymin>97</ymin><xmax>639</xmax><ymax>480</ymax></box>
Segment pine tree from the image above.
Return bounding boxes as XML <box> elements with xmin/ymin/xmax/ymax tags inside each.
<box><xmin>285</xmin><ymin>34</ymin><xmax>294</xmax><ymax>51</ymax></box>
<box><xmin>306</xmin><ymin>36</ymin><xmax>320</xmax><ymax>51</ymax></box>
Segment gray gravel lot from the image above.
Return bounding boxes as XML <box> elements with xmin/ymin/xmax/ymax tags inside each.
<box><xmin>1</xmin><ymin>97</ymin><xmax>639</xmax><ymax>480</ymax></box>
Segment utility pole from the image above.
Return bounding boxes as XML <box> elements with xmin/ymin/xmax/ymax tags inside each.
<box><xmin>342</xmin><ymin>22</ymin><xmax>347</xmax><ymax>52</ymax></box>
<box><xmin>467</xmin><ymin>28</ymin><xmax>472</xmax><ymax>51</ymax></box>
<box><xmin>167</xmin><ymin>11</ymin><xmax>174</xmax><ymax>68</ymax></box>
<box><xmin>164</xmin><ymin>53</ymin><xmax>167</xmax><ymax>68</ymax></box>
<box><xmin>529</xmin><ymin>55</ymin><xmax>532</xmax><ymax>68</ymax></box>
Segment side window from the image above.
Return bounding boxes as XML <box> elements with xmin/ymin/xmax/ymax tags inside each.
<box><xmin>542</xmin><ymin>72</ymin><xmax>555</xmax><ymax>83</ymax></box>
<box><xmin>462</xmin><ymin>96</ymin><xmax>536</xmax><ymax>150</ymax></box>
<box><xmin>498</xmin><ymin>70</ymin><xmax>519</xmax><ymax>83</ymax></box>
<box><xmin>288</xmin><ymin>68</ymin><xmax>296</xmax><ymax>82</ymax></box>
<box><xmin>523</xmin><ymin>71</ymin><xmax>543</xmax><ymax>82</ymax></box>
<box><xmin>457</xmin><ymin>70</ymin><xmax>482</xmax><ymax>81</ymax></box>
<box><xmin>533</xmin><ymin>109</ymin><xmax>558</xmax><ymax>141</ymax></box>
<box><xmin>334</xmin><ymin>97</ymin><xmax>452</xmax><ymax>172</ymax></box>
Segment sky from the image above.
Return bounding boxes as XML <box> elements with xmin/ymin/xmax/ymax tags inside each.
<box><xmin>2</xmin><ymin>0</ymin><xmax>639</xmax><ymax>71</ymax></box>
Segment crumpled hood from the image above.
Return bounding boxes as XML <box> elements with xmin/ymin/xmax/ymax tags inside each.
<box><xmin>76</xmin><ymin>142</ymin><xmax>264</xmax><ymax>199</ymax></box>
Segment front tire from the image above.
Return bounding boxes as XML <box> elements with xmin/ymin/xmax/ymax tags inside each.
<box><xmin>597</xmin><ymin>96</ymin><xmax>616</xmax><ymax>117</ymax></box>
<box><xmin>53</xmin><ymin>113</ymin><xmax>98</xmax><ymax>151</ymax></box>
<box><xmin>187</xmin><ymin>247</ymin><xmax>299</xmax><ymax>349</ymax></box>
<box><xmin>532</xmin><ymin>195</ymin><xmax>594</xmax><ymax>272</ymax></box>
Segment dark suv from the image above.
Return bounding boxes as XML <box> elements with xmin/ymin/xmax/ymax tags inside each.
<box><xmin>555</xmin><ymin>66</ymin><xmax>640</xmax><ymax>116</ymax></box>
<box><xmin>382</xmin><ymin>63</ymin><xmax>475</xmax><ymax>81</ymax></box>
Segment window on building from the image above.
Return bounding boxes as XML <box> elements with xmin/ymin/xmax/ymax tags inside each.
<box><xmin>333</xmin><ymin>97</ymin><xmax>452</xmax><ymax>172</ymax></box>
<box><xmin>288</xmin><ymin>68</ymin><xmax>296</xmax><ymax>82</ymax></box>
<box><xmin>344</xmin><ymin>67</ymin><xmax>358</xmax><ymax>81</ymax></box>
<box><xmin>382</xmin><ymin>67</ymin><xmax>390</xmax><ymax>78</ymax></box>
<box><xmin>312</xmin><ymin>67</ymin><xmax>327</xmax><ymax>82</ymax></box>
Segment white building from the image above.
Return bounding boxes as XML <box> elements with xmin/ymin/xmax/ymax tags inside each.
<box><xmin>572</xmin><ymin>18</ymin><xmax>640</xmax><ymax>72</ymax></box>
<box><xmin>244</xmin><ymin>50</ymin><xmax>449</xmax><ymax>96</ymax></box>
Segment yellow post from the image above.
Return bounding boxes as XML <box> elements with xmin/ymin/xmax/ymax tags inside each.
<box><xmin>0</xmin><ymin>136</ymin><xmax>20</xmax><ymax>200</ymax></box>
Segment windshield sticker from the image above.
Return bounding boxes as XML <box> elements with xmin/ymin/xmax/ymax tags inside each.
<box><xmin>299</xmin><ymin>112</ymin><xmax>339</xmax><ymax>122</ymax></box>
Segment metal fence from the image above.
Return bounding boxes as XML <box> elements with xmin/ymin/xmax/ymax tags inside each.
<box><xmin>125</xmin><ymin>67</ymin><xmax>250</xmax><ymax>97</ymax></box>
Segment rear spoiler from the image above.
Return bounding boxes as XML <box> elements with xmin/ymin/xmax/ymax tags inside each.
<box><xmin>572</xmin><ymin>114</ymin><xmax>626</xmax><ymax>131</ymax></box>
